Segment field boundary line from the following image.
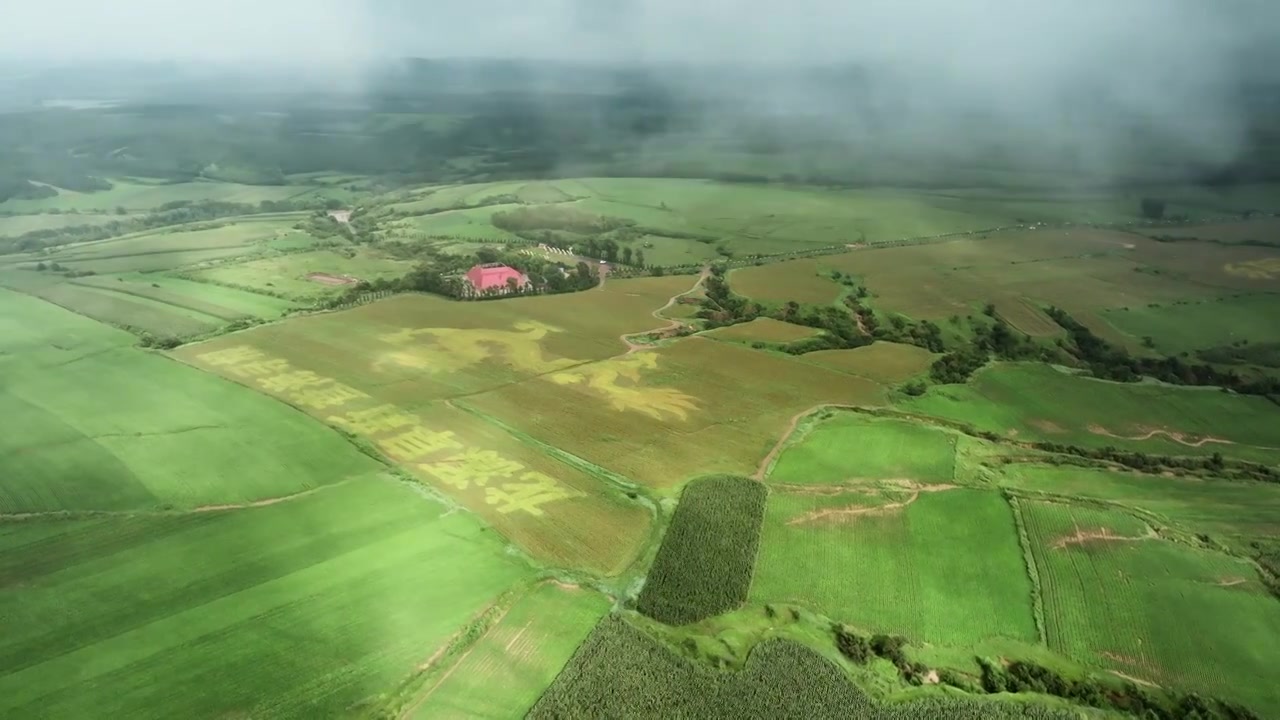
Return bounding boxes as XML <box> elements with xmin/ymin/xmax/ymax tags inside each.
<box><xmin>0</xmin><ymin>476</ymin><xmax>362</xmax><ymax>522</ymax></box>
<box><xmin>394</xmin><ymin>584</ymin><xmax>531</xmax><ymax>720</ymax></box>
<box><xmin>1007</xmin><ymin>493</ymin><xmax>1047</xmax><ymax>645</ymax></box>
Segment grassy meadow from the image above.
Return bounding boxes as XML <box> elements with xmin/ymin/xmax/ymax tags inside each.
<box><xmin>189</xmin><ymin>248</ymin><xmax>417</xmax><ymax>299</ymax></box>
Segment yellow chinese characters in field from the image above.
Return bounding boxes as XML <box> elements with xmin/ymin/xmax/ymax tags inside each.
<box><xmin>196</xmin><ymin>344</ymin><xmax>587</xmax><ymax>518</ymax></box>
<box><xmin>195</xmin><ymin>345</ymin><xmax>369</xmax><ymax>417</ymax></box>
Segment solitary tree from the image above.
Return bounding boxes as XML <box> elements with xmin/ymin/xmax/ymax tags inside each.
<box><xmin>635</xmin><ymin>249</ymin><xmax>645</xmax><ymax>268</ymax></box>
<box><xmin>623</xmin><ymin>247</ymin><xmax>634</xmax><ymax>265</ymax></box>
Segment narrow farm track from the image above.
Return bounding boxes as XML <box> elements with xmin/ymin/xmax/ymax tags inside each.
<box><xmin>618</xmin><ymin>266</ymin><xmax>711</xmax><ymax>354</ymax></box>
<box><xmin>0</xmin><ymin>478</ymin><xmax>356</xmax><ymax>521</ymax></box>
<box><xmin>753</xmin><ymin>403</ymin><xmax>860</xmax><ymax>480</ymax></box>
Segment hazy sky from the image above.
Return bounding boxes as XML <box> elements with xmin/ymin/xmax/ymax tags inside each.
<box><xmin>5</xmin><ymin>0</ymin><xmax>1276</xmax><ymax>176</ymax></box>
<box><xmin>4</xmin><ymin>0</ymin><xmax>1277</xmax><ymax>71</ymax></box>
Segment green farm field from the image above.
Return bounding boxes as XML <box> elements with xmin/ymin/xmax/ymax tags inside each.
<box><xmin>1099</xmin><ymin>293</ymin><xmax>1280</xmax><ymax>355</ymax></box>
<box><xmin>751</xmin><ymin>488</ymin><xmax>1039</xmax><ymax>647</ymax></box>
<box><xmin>1018</xmin><ymin>499</ymin><xmax>1280</xmax><ymax>714</ymax></box>
<box><xmin>189</xmin><ymin>248</ymin><xmax>417</xmax><ymax>299</ymax></box>
<box><xmin>825</xmin><ymin>229</ymin><xmax>1221</xmax><ymax>324</ymax></box>
<box><xmin>4</xmin><ymin>157</ymin><xmax>1280</xmax><ymax>720</ymax></box>
<box><xmin>730</xmin><ymin>259</ymin><xmax>843</xmax><ymax>304</ymax></box>
<box><xmin>1000</xmin><ymin>464</ymin><xmax>1280</xmax><ymax>540</ymax></box>
<box><xmin>900</xmin><ymin>363</ymin><xmax>1280</xmax><ymax>464</ymax></box>
<box><xmin>407</xmin><ymin>583</ymin><xmax>610</xmax><ymax>720</ymax></box>
<box><xmin>0</xmin><ymin>288</ymin><xmax>379</xmax><ymax>512</ymax></box>
<box><xmin>0</xmin><ymin>479</ymin><xmax>530</xmax><ymax>719</ymax></box>
<box><xmin>0</xmin><ymin>212</ymin><xmax>140</xmax><ymax>236</ymax></box>
<box><xmin>766</xmin><ymin>413</ymin><xmax>957</xmax><ymax>485</ymax></box>
<box><xmin>0</xmin><ymin>179</ymin><xmax>319</xmax><ymax>213</ymax></box>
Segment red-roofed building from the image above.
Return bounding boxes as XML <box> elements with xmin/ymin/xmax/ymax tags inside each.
<box><xmin>465</xmin><ymin>263</ymin><xmax>529</xmax><ymax>294</ymax></box>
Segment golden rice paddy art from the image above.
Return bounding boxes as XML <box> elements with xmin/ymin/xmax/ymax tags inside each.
<box><xmin>548</xmin><ymin>353</ymin><xmax>700</xmax><ymax>422</ymax></box>
<box><xmin>373</xmin><ymin>321</ymin><xmax>701</xmax><ymax>422</ymax></box>
<box><xmin>375</xmin><ymin>321</ymin><xmax>578</xmax><ymax>375</ymax></box>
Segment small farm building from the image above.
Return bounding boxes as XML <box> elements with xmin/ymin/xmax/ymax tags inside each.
<box><xmin>465</xmin><ymin>263</ymin><xmax>529</xmax><ymax>293</ymax></box>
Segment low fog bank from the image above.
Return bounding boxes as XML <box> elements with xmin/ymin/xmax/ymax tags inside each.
<box><xmin>2</xmin><ymin>0</ymin><xmax>1278</xmax><ymax>187</ymax></box>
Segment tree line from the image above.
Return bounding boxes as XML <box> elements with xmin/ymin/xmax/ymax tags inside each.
<box><xmin>1046</xmin><ymin>307</ymin><xmax>1280</xmax><ymax>396</ymax></box>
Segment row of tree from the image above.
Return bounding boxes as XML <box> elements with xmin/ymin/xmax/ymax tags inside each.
<box><xmin>1046</xmin><ymin>306</ymin><xmax>1280</xmax><ymax>396</ymax></box>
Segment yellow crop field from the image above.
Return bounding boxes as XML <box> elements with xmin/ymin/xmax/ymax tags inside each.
<box><xmin>462</xmin><ymin>338</ymin><xmax>886</xmax><ymax>490</ymax></box>
<box><xmin>705</xmin><ymin>318</ymin><xmax>821</xmax><ymax>343</ymax></box>
<box><xmin>800</xmin><ymin>342</ymin><xmax>936</xmax><ymax>383</ymax></box>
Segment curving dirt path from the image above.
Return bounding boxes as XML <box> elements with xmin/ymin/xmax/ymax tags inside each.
<box><xmin>618</xmin><ymin>266</ymin><xmax>711</xmax><ymax>354</ymax></box>
<box><xmin>1086</xmin><ymin>424</ymin><xmax>1234</xmax><ymax>448</ymax></box>
<box><xmin>753</xmin><ymin>403</ymin><xmax>864</xmax><ymax>480</ymax></box>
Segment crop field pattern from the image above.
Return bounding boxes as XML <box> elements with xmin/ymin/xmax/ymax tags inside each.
<box><xmin>0</xmin><ymin>480</ymin><xmax>530</xmax><ymax>719</ymax></box>
<box><xmin>1018</xmin><ymin>500</ymin><xmax>1280</xmax><ymax>713</ymax></box>
<box><xmin>637</xmin><ymin>476</ymin><xmax>767</xmax><ymax>625</ymax></box>
<box><xmin>408</xmin><ymin>583</ymin><xmax>610</xmax><ymax>719</ymax></box>
<box><xmin>767</xmin><ymin>413</ymin><xmax>957</xmax><ymax>485</ymax></box>
<box><xmin>752</xmin><ymin>488</ymin><xmax>1038</xmax><ymax>647</ymax></box>
<box><xmin>175</xmin><ymin>340</ymin><xmax>650</xmax><ymax>574</ymax></box>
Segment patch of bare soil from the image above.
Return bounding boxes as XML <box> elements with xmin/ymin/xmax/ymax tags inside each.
<box><xmin>1110</xmin><ymin>670</ymin><xmax>1161</xmax><ymax>688</ymax></box>
<box><xmin>1086</xmin><ymin>424</ymin><xmax>1234</xmax><ymax>448</ymax></box>
<box><xmin>1030</xmin><ymin>419</ymin><xmax>1067</xmax><ymax>434</ymax></box>
<box><xmin>1050</xmin><ymin>525</ymin><xmax>1157</xmax><ymax>550</ymax></box>
<box><xmin>327</xmin><ymin>210</ymin><xmax>352</xmax><ymax>224</ymax></box>
<box><xmin>306</xmin><ymin>272</ymin><xmax>359</xmax><ymax>286</ymax></box>
<box><xmin>786</xmin><ymin>484</ymin><xmax>957</xmax><ymax>526</ymax></box>
<box><xmin>1215</xmin><ymin>576</ymin><xmax>1248</xmax><ymax>587</ymax></box>
<box><xmin>924</xmin><ymin>670</ymin><xmax>940</xmax><ymax>685</ymax></box>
